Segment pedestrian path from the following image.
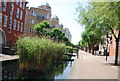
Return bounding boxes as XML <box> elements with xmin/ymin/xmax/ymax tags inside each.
<box><xmin>67</xmin><ymin>50</ymin><xmax>118</xmax><ymax>79</ymax></box>
<box><xmin>0</xmin><ymin>54</ymin><xmax>19</xmax><ymax>62</ymax></box>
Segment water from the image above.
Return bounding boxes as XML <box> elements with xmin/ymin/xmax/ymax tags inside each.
<box><xmin>2</xmin><ymin>59</ymin><xmax>74</xmax><ymax>80</ymax></box>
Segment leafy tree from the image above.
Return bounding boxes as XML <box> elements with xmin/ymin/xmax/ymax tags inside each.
<box><xmin>34</xmin><ymin>20</ymin><xmax>50</xmax><ymax>36</ymax></box>
<box><xmin>76</xmin><ymin>2</ymin><xmax>120</xmax><ymax>65</ymax></box>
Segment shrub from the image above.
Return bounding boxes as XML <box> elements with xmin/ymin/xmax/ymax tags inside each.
<box><xmin>65</xmin><ymin>46</ymin><xmax>73</xmax><ymax>54</ymax></box>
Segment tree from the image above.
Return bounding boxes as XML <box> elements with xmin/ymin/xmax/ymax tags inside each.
<box><xmin>76</xmin><ymin>2</ymin><xmax>120</xmax><ymax>65</ymax></box>
<box><xmin>34</xmin><ymin>20</ymin><xmax>50</xmax><ymax>36</ymax></box>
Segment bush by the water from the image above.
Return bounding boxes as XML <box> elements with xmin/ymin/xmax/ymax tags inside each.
<box><xmin>16</xmin><ymin>37</ymin><xmax>66</xmax><ymax>71</ymax></box>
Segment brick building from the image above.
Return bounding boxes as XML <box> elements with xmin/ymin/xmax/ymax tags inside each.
<box><xmin>109</xmin><ymin>30</ymin><xmax>120</xmax><ymax>56</ymax></box>
<box><xmin>0</xmin><ymin>1</ymin><xmax>27</xmax><ymax>48</ymax></box>
<box><xmin>24</xmin><ymin>2</ymin><xmax>66</xmax><ymax>37</ymax></box>
<box><xmin>24</xmin><ymin>3</ymin><xmax>52</xmax><ymax>36</ymax></box>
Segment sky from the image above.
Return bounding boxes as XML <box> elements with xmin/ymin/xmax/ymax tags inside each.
<box><xmin>26</xmin><ymin>0</ymin><xmax>86</xmax><ymax>44</ymax></box>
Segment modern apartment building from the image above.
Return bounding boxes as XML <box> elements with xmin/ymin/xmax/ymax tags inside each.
<box><xmin>64</xmin><ymin>28</ymin><xmax>72</xmax><ymax>41</ymax></box>
<box><xmin>0</xmin><ymin>1</ymin><xmax>27</xmax><ymax>48</ymax></box>
<box><xmin>24</xmin><ymin>2</ymin><xmax>52</xmax><ymax>36</ymax></box>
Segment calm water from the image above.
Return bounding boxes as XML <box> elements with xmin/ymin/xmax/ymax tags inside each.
<box><xmin>2</xmin><ymin>59</ymin><xmax>74</xmax><ymax>80</ymax></box>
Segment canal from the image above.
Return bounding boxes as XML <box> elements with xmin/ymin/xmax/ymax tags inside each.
<box><xmin>2</xmin><ymin>56</ymin><xmax>76</xmax><ymax>80</ymax></box>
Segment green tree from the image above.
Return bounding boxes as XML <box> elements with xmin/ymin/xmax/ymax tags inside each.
<box><xmin>34</xmin><ymin>20</ymin><xmax>50</xmax><ymax>36</ymax></box>
<box><xmin>76</xmin><ymin>2</ymin><xmax>120</xmax><ymax>65</ymax></box>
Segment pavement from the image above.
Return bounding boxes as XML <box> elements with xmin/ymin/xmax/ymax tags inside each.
<box><xmin>67</xmin><ymin>50</ymin><xmax>119</xmax><ymax>79</ymax></box>
<box><xmin>0</xmin><ymin>54</ymin><xmax>19</xmax><ymax>62</ymax></box>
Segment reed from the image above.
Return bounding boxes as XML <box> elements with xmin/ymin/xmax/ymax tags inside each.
<box><xmin>16</xmin><ymin>37</ymin><xmax>66</xmax><ymax>71</ymax></box>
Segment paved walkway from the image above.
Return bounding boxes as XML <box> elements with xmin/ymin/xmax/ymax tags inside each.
<box><xmin>0</xmin><ymin>54</ymin><xmax>19</xmax><ymax>62</ymax></box>
<box><xmin>67</xmin><ymin>50</ymin><xmax>118</xmax><ymax>79</ymax></box>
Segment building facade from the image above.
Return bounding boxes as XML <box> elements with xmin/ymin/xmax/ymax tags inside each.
<box><xmin>24</xmin><ymin>3</ymin><xmax>52</xmax><ymax>36</ymax></box>
<box><xmin>64</xmin><ymin>28</ymin><xmax>72</xmax><ymax>41</ymax></box>
<box><xmin>1</xmin><ymin>1</ymin><xmax>27</xmax><ymax>48</ymax></box>
<box><xmin>109</xmin><ymin>30</ymin><xmax>120</xmax><ymax>56</ymax></box>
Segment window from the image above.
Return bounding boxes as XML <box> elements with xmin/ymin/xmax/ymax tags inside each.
<box><xmin>17</xmin><ymin>21</ymin><xmax>20</xmax><ymax>31</ymax></box>
<box><xmin>13</xmin><ymin>19</ymin><xmax>17</xmax><ymax>30</ymax></box>
<box><xmin>0</xmin><ymin>13</ymin><xmax>2</xmax><ymax>22</ymax></box>
<box><xmin>10</xmin><ymin>11</ymin><xmax>13</xmax><ymax>16</ymax></box>
<box><xmin>16</xmin><ymin>0</ymin><xmax>18</xmax><ymax>5</ymax></box>
<box><xmin>20</xmin><ymin>2</ymin><xmax>22</xmax><ymax>7</ymax></box>
<box><xmin>11</xmin><ymin>2</ymin><xmax>14</xmax><ymax>6</ymax></box>
<box><xmin>10</xmin><ymin>15</ymin><xmax>12</xmax><ymax>20</ymax></box>
<box><xmin>16</xmin><ymin>8</ymin><xmax>19</xmax><ymax>18</ymax></box>
<box><xmin>11</xmin><ymin>2</ymin><xmax>14</xmax><ymax>11</ymax></box>
<box><xmin>24</xmin><ymin>19</ymin><xmax>26</xmax><ymax>23</ymax></box>
<box><xmin>9</xmin><ymin>18</ymin><xmax>12</xmax><ymax>27</ymax></box>
<box><xmin>20</xmin><ymin>23</ymin><xmax>23</xmax><ymax>32</ymax></box>
<box><xmin>46</xmin><ymin>15</ymin><xmax>49</xmax><ymax>19</ymax></box>
<box><xmin>37</xmin><ymin>14</ymin><xmax>43</xmax><ymax>20</ymax></box>
<box><xmin>31</xmin><ymin>11</ymin><xmax>36</xmax><ymax>16</ymax></box>
<box><xmin>4</xmin><ymin>15</ymin><xmax>8</xmax><ymax>27</ymax></box>
<box><xmin>56</xmin><ymin>25</ymin><xmax>59</xmax><ymax>28</ymax></box>
<box><xmin>30</xmin><ymin>19</ymin><xmax>35</xmax><ymax>24</ymax></box>
<box><xmin>51</xmin><ymin>25</ymin><xmax>55</xmax><ymax>28</ymax></box>
<box><xmin>20</xmin><ymin>10</ymin><xmax>22</xmax><ymax>20</ymax></box>
<box><xmin>2</xmin><ymin>2</ymin><xmax>7</xmax><ymax>12</ymax></box>
<box><xmin>22</xmin><ymin>3</ymin><xmax>25</xmax><ymax>9</ymax></box>
<box><xmin>25</xmin><ymin>11</ymin><xmax>27</xmax><ymax>15</ymax></box>
<box><xmin>29</xmin><ymin>28</ymin><xmax>33</xmax><ymax>33</ymax></box>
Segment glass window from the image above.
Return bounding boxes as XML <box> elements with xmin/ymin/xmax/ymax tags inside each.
<box><xmin>20</xmin><ymin>2</ymin><xmax>22</xmax><ymax>7</ymax></box>
<box><xmin>46</xmin><ymin>15</ymin><xmax>49</xmax><ymax>19</ymax></box>
<box><xmin>16</xmin><ymin>8</ymin><xmax>19</xmax><ymax>18</ymax></box>
<box><xmin>37</xmin><ymin>14</ymin><xmax>43</xmax><ymax>20</ymax></box>
<box><xmin>9</xmin><ymin>18</ymin><xmax>12</xmax><ymax>27</ymax></box>
<box><xmin>56</xmin><ymin>25</ymin><xmax>59</xmax><ymax>28</ymax></box>
<box><xmin>29</xmin><ymin>28</ymin><xmax>33</xmax><ymax>33</ymax></box>
<box><xmin>0</xmin><ymin>13</ymin><xmax>2</xmax><ymax>22</ymax></box>
<box><xmin>10</xmin><ymin>15</ymin><xmax>12</xmax><ymax>20</ymax></box>
<box><xmin>30</xmin><ymin>19</ymin><xmax>35</xmax><ymax>24</ymax></box>
<box><xmin>4</xmin><ymin>15</ymin><xmax>8</xmax><ymax>27</ymax></box>
<box><xmin>20</xmin><ymin>23</ymin><xmax>23</xmax><ymax>32</ymax></box>
<box><xmin>31</xmin><ymin>11</ymin><xmax>36</xmax><ymax>16</ymax></box>
<box><xmin>20</xmin><ymin>10</ymin><xmax>22</xmax><ymax>20</ymax></box>
<box><xmin>16</xmin><ymin>0</ymin><xmax>19</xmax><ymax>5</ymax></box>
<box><xmin>22</xmin><ymin>3</ymin><xmax>25</xmax><ymax>9</ymax></box>
<box><xmin>13</xmin><ymin>19</ymin><xmax>17</xmax><ymax>30</ymax></box>
<box><xmin>24</xmin><ymin>19</ymin><xmax>26</xmax><ymax>23</ymax></box>
<box><xmin>11</xmin><ymin>2</ymin><xmax>14</xmax><ymax>6</ymax></box>
<box><xmin>17</xmin><ymin>21</ymin><xmax>20</xmax><ymax>31</ymax></box>
<box><xmin>10</xmin><ymin>11</ymin><xmax>13</xmax><ymax>15</ymax></box>
<box><xmin>25</xmin><ymin>11</ymin><xmax>27</xmax><ymax>15</ymax></box>
<box><xmin>2</xmin><ymin>2</ymin><xmax>7</xmax><ymax>12</ymax></box>
<box><xmin>52</xmin><ymin>25</ymin><xmax>54</xmax><ymax>28</ymax></box>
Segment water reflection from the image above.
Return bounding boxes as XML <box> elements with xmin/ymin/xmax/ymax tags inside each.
<box><xmin>2</xmin><ymin>60</ymin><xmax>73</xmax><ymax>80</ymax></box>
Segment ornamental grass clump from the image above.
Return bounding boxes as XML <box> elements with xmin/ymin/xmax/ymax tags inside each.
<box><xmin>16</xmin><ymin>37</ymin><xmax>66</xmax><ymax>71</ymax></box>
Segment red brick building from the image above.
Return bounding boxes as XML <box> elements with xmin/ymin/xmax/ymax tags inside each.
<box><xmin>109</xmin><ymin>30</ymin><xmax>120</xmax><ymax>56</ymax></box>
<box><xmin>1</xmin><ymin>1</ymin><xmax>27</xmax><ymax>47</ymax></box>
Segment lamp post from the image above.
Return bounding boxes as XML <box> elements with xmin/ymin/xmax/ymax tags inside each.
<box><xmin>106</xmin><ymin>32</ymin><xmax>109</xmax><ymax>61</ymax></box>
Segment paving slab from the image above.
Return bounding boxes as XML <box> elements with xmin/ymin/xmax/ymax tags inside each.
<box><xmin>67</xmin><ymin>50</ymin><xmax>118</xmax><ymax>79</ymax></box>
<box><xmin>0</xmin><ymin>54</ymin><xmax>19</xmax><ymax>62</ymax></box>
